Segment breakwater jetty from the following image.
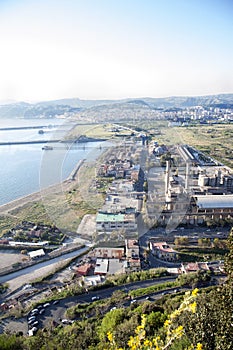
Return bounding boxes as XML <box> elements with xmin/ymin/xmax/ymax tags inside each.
<box><xmin>69</xmin><ymin>159</ymin><xmax>85</xmax><ymax>180</ymax></box>
<box><xmin>0</xmin><ymin>136</ymin><xmax>106</xmax><ymax>146</ymax></box>
<box><xmin>0</xmin><ymin>125</ymin><xmax>59</xmax><ymax>131</ymax></box>
<box><xmin>0</xmin><ymin>140</ymin><xmax>61</xmax><ymax>146</ymax></box>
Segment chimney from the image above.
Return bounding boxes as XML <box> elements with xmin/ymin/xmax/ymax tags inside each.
<box><xmin>165</xmin><ymin>160</ymin><xmax>170</xmax><ymax>195</ymax></box>
<box><xmin>185</xmin><ymin>161</ymin><xmax>190</xmax><ymax>191</ymax></box>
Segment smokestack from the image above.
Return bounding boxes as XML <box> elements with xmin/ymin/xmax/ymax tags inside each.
<box><xmin>165</xmin><ymin>160</ymin><xmax>170</xmax><ymax>195</ymax></box>
<box><xmin>185</xmin><ymin>161</ymin><xmax>190</xmax><ymax>191</ymax></box>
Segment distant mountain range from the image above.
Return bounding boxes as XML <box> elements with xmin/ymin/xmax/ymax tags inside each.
<box><xmin>0</xmin><ymin>93</ymin><xmax>233</xmax><ymax>119</ymax></box>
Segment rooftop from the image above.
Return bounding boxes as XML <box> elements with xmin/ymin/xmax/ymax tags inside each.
<box><xmin>151</xmin><ymin>241</ymin><xmax>177</xmax><ymax>253</ymax></box>
<box><xmin>126</xmin><ymin>239</ymin><xmax>139</xmax><ymax>249</ymax></box>
<box><xmin>94</xmin><ymin>258</ymin><xmax>109</xmax><ymax>274</ymax></box>
<box><xmin>96</xmin><ymin>213</ymin><xmax>125</xmax><ymax>222</ymax></box>
<box><xmin>195</xmin><ymin>194</ymin><xmax>233</xmax><ymax>209</ymax></box>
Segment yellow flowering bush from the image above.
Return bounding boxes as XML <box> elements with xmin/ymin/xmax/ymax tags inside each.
<box><xmin>106</xmin><ymin>288</ymin><xmax>203</xmax><ymax>350</ymax></box>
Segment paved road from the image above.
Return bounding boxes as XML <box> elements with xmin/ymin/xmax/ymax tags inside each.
<box><xmin>0</xmin><ymin>246</ymin><xmax>90</xmax><ymax>293</ymax></box>
<box><xmin>32</xmin><ymin>276</ymin><xmax>177</xmax><ymax>328</ymax></box>
<box><xmin>1</xmin><ymin>275</ymin><xmax>178</xmax><ymax>335</ymax></box>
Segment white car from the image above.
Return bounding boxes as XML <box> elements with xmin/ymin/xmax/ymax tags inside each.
<box><xmin>43</xmin><ymin>303</ymin><xmax>50</xmax><ymax>308</ymax></box>
<box><xmin>28</xmin><ymin>327</ymin><xmax>37</xmax><ymax>336</ymax></box>
<box><xmin>28</xmin><ymin>316</ymin><xmax>36</xmax><ymax>322</ymax></box>
<box><xmin>31</xmin><ymin>308</ymin><xmax>39</xmax><ymax>314</ymax></box>
<box><xmin>61</xmin><ymin>319</ymin><xmax>72</xmax><ymax>324</ymax></box>
<box><xmin>28</xmin><ymin>318</ymin><xmax>36</xmax><ymax>325</ymax></box>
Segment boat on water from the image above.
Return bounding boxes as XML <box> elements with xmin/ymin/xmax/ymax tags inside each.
<box><xmin>42</xmin><ymin>145</ymin><xmax>53</xmax><ymax>150</ymax></box>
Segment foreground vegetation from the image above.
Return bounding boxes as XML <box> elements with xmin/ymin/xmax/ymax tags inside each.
<box><xmin>0</xmin><ymin>229</ymin><xmax>232</xmax><ymax>349</ymax></box>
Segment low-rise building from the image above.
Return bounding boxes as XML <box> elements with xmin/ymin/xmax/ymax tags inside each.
<box><xmin>125</xmin><ymin>239</ymin><xmax>139</xmax><ymax>259</ymax></box>
<box><xmin>92</xmin><ymin>247</ymin><xmax>125</xmax><ymax>259</ymax></box>
<box><xmin>94</xmin><ymin>258</ymin><xmax>109</xmax><ymax>275</ymax></box>
<box><xmin>96</xmin><ymin>212</ymin><xmax>137</xmax><ymax>232</ymax></box>
<box><xmin>124</xmin><ymin>258</ymin><xmax>141</xmax><ymax>273</ymax></box>
<box><xmin>81</xmin><ymin>275</ymin><xmax>104</xmax><ymax>286</ymax></box>
<box><xmin>76</xmin><ymin>263</ymin><xmax>92</xmax><ymax>276</ymax></box>
<box><xmin>28</xmin><ymin>248</ymin><xmax>45</xmax><ymax>259</ymax></box>
<box><xmin>149</xmin><ymin>241</ymin><xmax>178</xmax><ymax>261</ymax></box>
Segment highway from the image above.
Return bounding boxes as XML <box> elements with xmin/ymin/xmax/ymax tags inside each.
<box><xmin>23</xmin><ymin>276</ymin><xmax>179</xmax><ymax>333</ymax></box>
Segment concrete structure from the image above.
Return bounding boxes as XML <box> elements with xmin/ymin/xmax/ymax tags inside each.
<box><xmin>92</xmin><ymin>247</ymin><xmax>125</xmax><ymax>259</ymax></box>
<box><xmin>124</xmin><ymin>258</ymin><xmax>141</xmax><ymax>273</ymax></box>
<box><xmin>94</xmin><ymin>258</ymin><xmax>109</xmax><ymax>275</ymax></box>
<box><xmin>9</xmin><ymin>241</ymin><xmax>49</xmax><ymax>247</ymax></box>
<box><xmin>125</xmin><ymin>239</ymin><xmax>139</xmax><ymax>259</ymax></box>
<box><xmin>96</xmin><ymin>212</ymin><xmax>137</xmax><ymax>232</ymax></box>
<box><xmin>108</xmin><ymin>258</ymin><xmax>124</xmax><ymax>275</ymax></box>
<box><xmin>81</xmin><ymin>275</ymin><xmax>104</xmax><ymax>286</ymax></box>
<box><xmin>189</xmin><ymin>194</ymin><xmax>233</xmax><ymax>224</ymax></box>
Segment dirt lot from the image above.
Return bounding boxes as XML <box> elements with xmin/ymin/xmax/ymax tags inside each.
<box><xmin>0</xmin><ymin>250</ymin><xmax>23</xmax><ymax>270</ymax></box>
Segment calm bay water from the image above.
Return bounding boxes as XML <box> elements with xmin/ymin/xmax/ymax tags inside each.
<box><xmin>0</xmin><ymin>119</ymin><xmax>105</xmax><ymax>206</ymax></box>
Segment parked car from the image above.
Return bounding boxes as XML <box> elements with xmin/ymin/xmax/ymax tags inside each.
<box><xmin>28</xmin><ymin>327</ymin><xmax>37</xmax><ymax>336</ymax></box>
<box><xmin>28</xmin><ymin>319</ymin><xmax>36</xmax><ymax>325</ymax></box>
<box><xmin>31</xmin><ymin>308</ymin><xmax>39</xmax><ymax>314</ymax></box>
<box><xmin>91</xmin><ymin>296</ymin><xmax>100</xmax><ymax>301</ymax></box>
<box><xmin>43</xmin><ymin>303</ymin><xmax>50</xmax><ymax>308</ymax></box>
<box><xmin>28</xmin><ymin>316</ymin><xmax>36</xmax><ymax>322</ymax></box>
<box><xmin>61</xmin><ymin>319</ymin><xmax>72</xmax><ymax>325</ymax></box>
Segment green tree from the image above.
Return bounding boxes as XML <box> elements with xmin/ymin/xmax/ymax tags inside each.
<box><xmin>197</xmin><ymin>237</ymin><xmax>211</xmax><ymax>247</ymax></box>
<box><xmin>0</xmin><ymin>334</ymin><xmax>24</xmax><ymax>350</ymax></box>
<box><xmin>174</xmin><ymin>236</ymin><xmax>189</xmax><ymax>246</ymax></box>
<box><xmin>177</xmin><ymin>229</ymin><xmax>233</xmax><ymax>350</ymax></box>
<box><xmin>98</xmin><ymin>308</ymin><xmax>126</xmax><ymax>341</ymax></box>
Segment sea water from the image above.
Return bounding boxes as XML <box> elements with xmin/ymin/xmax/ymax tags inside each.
<box><xmin>0</xmin><ymin>119</ymin><xmax>105</xmax><ymax>206</ymax></box>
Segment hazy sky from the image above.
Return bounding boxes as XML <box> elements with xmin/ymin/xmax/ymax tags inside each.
<box><xmin>0</xmin><ymin>0</ymin><xmax>232</xmax><ymax>102</ymax></box>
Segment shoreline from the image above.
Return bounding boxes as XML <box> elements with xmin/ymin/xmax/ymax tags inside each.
<box><xmin>0</xmin><ymin>159</ymin><xmax>85</xmax><ymax>216</ymax></box>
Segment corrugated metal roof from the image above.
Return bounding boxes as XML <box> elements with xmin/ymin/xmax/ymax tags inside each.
<box><xmin>196</xmin><ymin>195</ymin><xmax>233</xmax><ymax>209</ymax></box>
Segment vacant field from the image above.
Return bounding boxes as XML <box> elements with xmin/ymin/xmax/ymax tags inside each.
<box><xmin>0</xmin><ymin>250</ymin><xmax>23</xmax><ymax>270</ymax></box>
<box><xmin>134</xmin><ymin>121</ymin><xmax>233</xmax><ymax>169</ymax></box>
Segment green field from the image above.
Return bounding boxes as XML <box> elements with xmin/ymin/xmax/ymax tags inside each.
<box><xmin>131</xmin><ymin>121</ymin><xmax>233</xmax><ymax>168</ymax></box>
